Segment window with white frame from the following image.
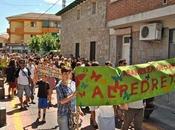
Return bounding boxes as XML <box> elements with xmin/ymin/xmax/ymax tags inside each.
<box><xmin>31</xmin><ymin>21</ymin><xmax>36</xmax><ymax>27</ymax></box>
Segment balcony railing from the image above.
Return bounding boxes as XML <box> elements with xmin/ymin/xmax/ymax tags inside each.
<box><xmin>15</xmin><ymin>27</ymin><xmax>24</xmax><ymax>34</ymax></box>
<box><xmin>42</xmin><ymin>27</ymin><xmax>59</xmax><ymax>33</ymax></box>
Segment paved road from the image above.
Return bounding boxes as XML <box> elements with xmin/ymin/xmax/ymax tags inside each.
<box><xmin>0</xmin><ymin>84</ymin><xmax>174</xmax><ymax>130</ymax></box>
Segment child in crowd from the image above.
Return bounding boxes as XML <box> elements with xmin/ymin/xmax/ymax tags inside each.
<box><xmin>36</xmin><ymin>79</ymin><xmax>50</xmax><ymax>123</ymax></box>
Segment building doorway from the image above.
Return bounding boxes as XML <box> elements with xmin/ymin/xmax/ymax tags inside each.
<box><xmin>75</xmin><ymin>43</ymin><xmax>80</xmax><ymax>58</ymax></box>
<box><xmin>122</xmin><ymin>35</ymin><xmax>131</xmax><ymax>64</ymax></box>
<box><xmin>90</xmin><ymin>41</ymin><xmax>96</xmax><ymax>61</ymax></box>
<box><xmin>169</xmin><ymin>29</ymin><xmax>175</xmax><ymax>58</ymax></box>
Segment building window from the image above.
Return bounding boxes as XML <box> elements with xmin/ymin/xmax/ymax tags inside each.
<box><xmin>110</xmin><ymin>0</ymin><xmax>119</xmax><ymax>3</ymax></box>
<box><xmin>123</xmin><ymin>35</ymin><xmax>131</xmax><ymax>44</ymax></box>
<box><xmin>169</xmin><ymin>29</ymin><xmax>175</xmax><ymax>44</ymax></box>
<box><xmin>31</xmin><ymin>21</ymin><xmax>36</xmax><ymax>27</ymax></box>
<box><xmin>42</xmin><ymin>20</ymin><xmax>49</xmax><ymax>27</ymax></box>
<box><xmin>50</xmin><ymin>21</ymin><xmax>57</xmax><ymax>28</ymax></box>
<box><xmin>0</xmin><ymin>43</ymin><xmax>2</xmax><ymax>48</ymax></box>
<box><xmin>90</xmin><ymin>41</ymin><xmax>96</xmax><ymax>61</ymax></box>
<box><xmin>92</xmin><ymin>2</ymin><xmax>97</xmax><ymax>14</ymax></box>
<box><xmin>162</xmin><ymin>0</ymin><xmax>167</xmax><ymax>5</ymax></box>
<box><xmin>31</xmin><ymin>35</ymin><xmax>34</xmax><ymax>38</ymax></box>
<box><xmin>75</xmin><ymin>43</ymin><xmax>80</xmax><ymax>58</ymax></box>
<box><xmin>77</xmin><ymin>9</ymin><xmax>80</xmax><ymax>20</ymax></box>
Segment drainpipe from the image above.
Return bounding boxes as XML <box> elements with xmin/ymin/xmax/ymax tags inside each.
<box><xmin>168</xmin><ymin>29</ymin><xmax>170</xmax><ymax>59</ymax></box>
<box><xmin>130</xmin><ymin>26</ymin><xmax>133</xmax><ymax>65</ymax></box>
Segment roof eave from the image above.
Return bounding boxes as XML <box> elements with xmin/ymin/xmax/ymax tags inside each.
<box><xmin>56</xmin><ymin>0</ymin><xmax>86</xmax><ymax>16</ymax></box>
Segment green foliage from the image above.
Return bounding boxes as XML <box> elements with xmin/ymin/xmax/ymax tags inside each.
<box><xmin>40</xmin><ymin>33</ymin><xmax>59</xmax><ymax>53</ymax></box>
<box><xmin>28</xmin><ymin>33</ymin><xmax>60</xmax><ymax>54</ymax></box>
<box><xmin>28</xmin><ymin>36</ymin><xmax>41</xmax><ymax>53</ymax></box>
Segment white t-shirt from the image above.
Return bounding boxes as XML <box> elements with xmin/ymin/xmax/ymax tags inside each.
<box><xmin>17</xmin><ymin>68</ymin><xmax>30</xmax><ymax>85</ymax></box>
<box><xmin>128</xmin><ymin>100</ymin><xmax>144</xmax><ymax>109</ymax></box>
<box><xmin>96</xmin><ymin>106</ymin><xmax>114</xmax><ymax>117</ymax></box>
<box><xmin>27</xmin><ymin>64</ymin><xmax>35</xmax><ymax>79</ymax></box>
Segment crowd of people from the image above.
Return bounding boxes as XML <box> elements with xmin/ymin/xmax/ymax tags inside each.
<box><xmin>0</xmin><ymin>52</ymin><xmax>145</xmax><ymax>130</ymax></box>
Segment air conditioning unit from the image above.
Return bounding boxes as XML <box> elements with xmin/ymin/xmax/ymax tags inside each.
<box><xmin>139</xmin><ymin>23</ymin><xmax>162</xmax><ymax>41</ymax></box>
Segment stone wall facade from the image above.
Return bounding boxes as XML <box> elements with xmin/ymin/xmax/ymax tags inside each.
<box><xmin>60</xmin><ymin>0</ymin><xmax>109</xmax><ymax>64</ymax></box>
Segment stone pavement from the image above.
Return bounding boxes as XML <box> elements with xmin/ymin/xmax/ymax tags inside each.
<box><xmin>0</xmin><ymin>83</ymin><xmax>173</xmax><ymax>130</ymax></box>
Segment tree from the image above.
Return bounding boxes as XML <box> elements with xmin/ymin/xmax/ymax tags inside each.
<box><xmin>28</xmin><ymin>36</ymin><xmax>41</xmax><ymax>53</ymax></box>
<box><xmin>40</xmin><ymin>33</ymin><xmax>60</xmax><ymax>53</ymax></box>
<box><xmin>28</xmin><ymin>33</ymin><xmax>60</xmax><ymax>54</ymax></box>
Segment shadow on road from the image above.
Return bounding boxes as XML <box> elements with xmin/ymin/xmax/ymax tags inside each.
<box><xmin>81</xmin><ymin>125</ymin><xmax>96</xmax><ymax>130</ymax></box>
<box><xmin>6</xmin><ymin>107</ymin><xmax>28</xmax><ymax>115</ymax></box>
<box><xmin>23</xmin><ymin>118</ymin><xmax>47</xmax><ymax>130</ymax></box>
<box><xmin>0</xmin><ymin>96</ymin><xmax>13</xmax><ymax>102</ymax></box>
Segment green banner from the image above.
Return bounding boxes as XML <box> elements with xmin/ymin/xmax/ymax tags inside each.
<box><xmin>75</xmin><ymin>58</ymin><xmax>175</xmax><ymax>106</ymax></box>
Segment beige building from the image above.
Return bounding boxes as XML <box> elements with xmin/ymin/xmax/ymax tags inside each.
<box><xmin>0</xmin><ymin>34</ymin><xmax>8</xmax><ymax>51</ymax></box>
<box><xmin>56</xmin><ymin>0</ymin><xmax>109</xmax><ymax>64</ymax></box>
<box><xmin>7</xmin><ymin>13</ymin><xmax>61</xmax><ymax>44</ymax></box>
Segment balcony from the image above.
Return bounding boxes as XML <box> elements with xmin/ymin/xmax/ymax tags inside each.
<box><xmin>42</xmin><ymin>27</ymin><xmax>59</xmax><ymax>33</ymax></box>
<box><xmin>15</xmin><ymin>27</ymin><xmax>24</xmax><ymax>34</ymax></box>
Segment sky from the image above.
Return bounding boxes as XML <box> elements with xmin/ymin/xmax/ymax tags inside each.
<box><xmin>0</xmin><ymin>0</ymin><xmax>74</xmax><ymax>34</ymax></box>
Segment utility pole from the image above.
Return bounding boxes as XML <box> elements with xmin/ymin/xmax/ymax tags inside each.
<box><xmin>62</xmin><ymin>0</ymin><xmax>66</xmax><ymax>8</ymax></box>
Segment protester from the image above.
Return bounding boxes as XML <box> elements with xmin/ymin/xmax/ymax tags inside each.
<box><xmin>27</xmin><ymin>58</ymin><xmax>35</xmax><ymax>104</ymax></box>
<box><xmin>47</xmin><ymin>62</ymin><xmax>56</xmax><ymax>107</ymax></box>
<box><xmin>118</xmin><ymin>59</ymin><xmax>144</xmax><ymax>130</ymax></box>
<box><xmin>6</xmin><ymin>59</ymin><xmax>17</xmax><ymax>98</ymax></box>
<box><xmin>89</xmin><ymin>61</ymin><xmax>99</xmax><ymax>129</ymax></box>
<box><xmin>95</xmin><ymin>61</ymin><xmax>115</xmax><ymax>130</ymax></box>
<box><xmin>15</xmin><ymin>59</ymin><xmax>32</xmax><ymax>109</ymax></box>
<box><xmin>56</xmin><ymin>66</ymin><xmax>83</xmax><ymax>130</ymax></box>
<box><xmin>36</xmin><ymin>79</ymin><xmax>50</xmax><ymax>123</ymax></box>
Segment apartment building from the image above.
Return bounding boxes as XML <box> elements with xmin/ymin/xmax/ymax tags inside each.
<box><xmin>7</xmin><ymin>13</ymin><xmax>61</xmax><ymax>45</ymax></box>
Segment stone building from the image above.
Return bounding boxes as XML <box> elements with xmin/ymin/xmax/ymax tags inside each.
<box><xmin>107</xmin><ymin>0</ymin><xmax>175</xmax><ymax>65</ymax></box>
<box><xmin>56</xmin><ymin>0</ymin><xmax>109</xmax><ymax>64</ymax></box>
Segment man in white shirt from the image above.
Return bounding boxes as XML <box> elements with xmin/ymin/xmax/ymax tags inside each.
<box><xmin>16</xmin><ymin>60</ymin><xmax>32</xmax><ymax>109</ymax></box>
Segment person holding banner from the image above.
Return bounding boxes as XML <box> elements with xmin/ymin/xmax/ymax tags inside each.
<box><xmin>56</xmin><ymin>66</ymin><xmax>83</xmax><ymax>130</ymax></box>
<box><xmin>96</xmin><ymin>61</ymin><xmax>116</xmax><ymax>130</ymax></box>
<box><xmin>47</xmin><ymin>62</ymin><xmax>56</xmax><ymax>107</ymax></box>
<box><xmin>118</xmin><ymin>59</ymin><xmax>144</xmax><ymax>130</ymax></box>
<box><xmin>89</xmin><ymin>61</ymin><xmax>100</xmax><ymax>129</ymax></box>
